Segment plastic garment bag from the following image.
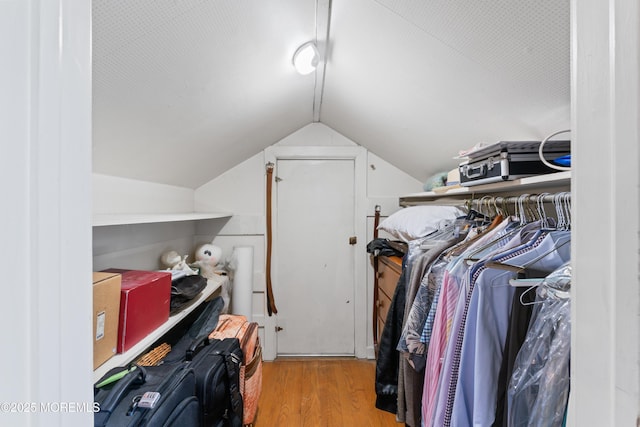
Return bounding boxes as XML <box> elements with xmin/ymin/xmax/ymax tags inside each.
<box><xmin>507</xmin><ymin>263</ymin><xmax>571</xmax><ymax>427</ymax></box>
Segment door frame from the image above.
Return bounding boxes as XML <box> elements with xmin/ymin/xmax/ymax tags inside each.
<box><xmin>263</xmin><ymin>146</ymin><xmax>368</xmax><ymax>359</ymax></box>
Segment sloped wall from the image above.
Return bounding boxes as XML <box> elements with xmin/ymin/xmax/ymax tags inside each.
<box><xmin>92</xmin><ymin>174</ymin><xmax>205</xmax><ymax>271</ymax></box>
<box><xmin>90</xmin><ymin>123</ymin><xmax>423</xmax><ymax>357</ymax></box>
<box><xmin>93</xmin><ymin>173</ymin><xmax>195</xmax><ymax>214</ymax></box>
<box><xmin>194</xmin><ymin>123</ymin><xmax>422</xmax><ymax>359</ymax></box>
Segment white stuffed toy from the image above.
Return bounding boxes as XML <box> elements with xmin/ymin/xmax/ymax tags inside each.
<box><xmin>190</xmin><ymin>243</ymin><xmax>223</xmax><ymax>279</ymax></box>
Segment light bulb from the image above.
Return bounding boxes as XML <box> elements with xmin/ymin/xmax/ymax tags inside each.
<box><xmin>293</xmin><ymin>42</ymin><xmax>319</xmax><ymax>75</ymax></box>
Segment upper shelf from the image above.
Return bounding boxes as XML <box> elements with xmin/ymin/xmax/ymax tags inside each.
<box><xmin>400</xmin><ymin>171</ymin><xmax>571</xmax><ymax>206</ymax></box>
<box><xmin>93</xmin><ymin>212</ymin><xmax>232</xmax><ymax>227</ymax></box>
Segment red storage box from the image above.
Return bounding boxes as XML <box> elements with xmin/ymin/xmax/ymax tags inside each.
<box><xmin>103</xmin><ymin>269</ymin><xmax>172</xmax><ymax>353</ymax></box>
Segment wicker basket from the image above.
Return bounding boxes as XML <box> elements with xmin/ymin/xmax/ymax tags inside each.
<box><xmin>136</xmin><ymin>342</ymin><xmax>171</xmax><ymax>366</ymax></box>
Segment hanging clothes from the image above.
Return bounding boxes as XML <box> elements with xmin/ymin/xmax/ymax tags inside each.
<box><xmin>450</xmin><ymin>230</ymin><xmax>571</xmax><ymax>426</ymax></box>
<box><xmin>421</xmin><ymin>216</ymin><xmax>521</xmax><ymax>426</ymax></box>
<box><xmin>507</xmin><ymin>263</ymin><xmax>572</xmax><ymax>427</ymax></box>
<box><xmin>493</xmin><ymin>282</ymin><xmax>537</xmax><ymax>427</ymax></box>
<box><xmin>397</xmin><ymin>236</ymin><xmax>465</xmax><ymax>427</ymax></box>
<box><xmin>371</xmin><ymin>193</ymin><xmax>573</xmax><ymax>427</ymax></box>
<box><xmin>399</xmin><ymin>255</ymin><xmax>450</xmax><ymax>370</ymax></box>
<box><xmin>375</xmin><ymin>254</ymin><xmax>408</xmax><ymax>414</ymax></box>
<box><xmin>376</xmin><ymin>215</ymin><xmax>474</xmax><ymax>419</ymax></box>
<box><xmin>429</xmin><ymin>219</ymin><xmax>551</xmax><ymax>427</ymax></box>
<box><xmin>435</xmin><ymin>223</ymin><xmax>548</xmax><ymax>427</ymax></box>
<box><xmin>399</xmin><ymin>212</ymin><xmax>500</xmax><ymax>368</ymax></box>
<box><xmin>396</xmin><ymin>238</ymin><xmax>431</xmax><ymax>423</ymax></box>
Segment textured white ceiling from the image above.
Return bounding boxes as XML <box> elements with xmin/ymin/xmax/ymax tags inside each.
<box><xmin>92</xmin><ymin>0</ymin><xmax>318</xmax><ymax>188</ymax></box>
<box><xmin>321</xmin><ymin>0</ymin><xmax>570</xmax><ymax>180</ymax></box>
<box><xmin>92</xmin><ymin>0</ymin><xmax>570</xmax><ymax>188</ymax></box>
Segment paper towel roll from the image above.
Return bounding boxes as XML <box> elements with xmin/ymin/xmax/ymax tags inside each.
<box><xmin>231</xmin><ymin>246</ymin><xmax>253</xmax><ymax>320</ymax></box>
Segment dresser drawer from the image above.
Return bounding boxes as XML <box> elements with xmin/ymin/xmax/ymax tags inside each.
<box><xmin>375</xmin><ymin>255</ymin><xmax>403</xmax><ymax>352</ymax></box>
<box><xmin>378</xmin><ymin>255</ymin><xmax>402</xmax><ymax>300</ymax></box>
<box><xmin>378</xmin><ymin>289</ymin><xmax>393</xmax><ymax>325</ymax></box>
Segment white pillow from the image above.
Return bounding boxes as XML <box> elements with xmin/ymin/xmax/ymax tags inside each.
<box><xmin>377</xmin><ymin>205</ymin><xmax>466</xmax><ymax>242</ymax></box>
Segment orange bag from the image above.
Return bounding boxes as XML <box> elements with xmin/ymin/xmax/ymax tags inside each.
<box><xmin>209</xmin><ymin>314</ymin><xmax>262</xmax><ymax>426</ymax></box>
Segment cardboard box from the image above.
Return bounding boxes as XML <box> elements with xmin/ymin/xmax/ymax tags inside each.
<box><xmin>103</xmin><ymin>269</ymin><xmax>172</xmax><ymax>353</ymax></box>
<box><xmin>93</xmin><ymin>272</ymin><xmax>122</xmax><ymax>369</ymax></box>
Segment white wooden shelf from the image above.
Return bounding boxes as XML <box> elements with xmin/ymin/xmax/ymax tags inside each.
<box><xmin>400</xmin><ymin>171</ymin><xmax>571</xmax><ymax>206</ymax></box>
<box><xmin>93</xmin><ymin>274</ymin><xmax>227</xmax><ymax>381</ymax></box>
<box><xmin>92</xmin><ymin>212</ymin><xmax>232</xmax><ymax>227</ymax></box>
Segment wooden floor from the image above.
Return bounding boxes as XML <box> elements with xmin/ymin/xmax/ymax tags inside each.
<box><xmin>254</xmin><ymin>357</ymin><xmax>399</xmax><ymax>427</ymax></box>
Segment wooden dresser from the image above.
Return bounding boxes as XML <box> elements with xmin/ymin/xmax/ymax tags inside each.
<box><xmin>375</xmin><ymin>255</ymin><xmax>403</xmax><ymax>346</ymax></box>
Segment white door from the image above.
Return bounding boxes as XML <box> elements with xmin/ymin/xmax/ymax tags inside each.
<box><xmin>274</xmin><ymin>158</ymin><xmax>356</xmax><ymax>356</ymax></box>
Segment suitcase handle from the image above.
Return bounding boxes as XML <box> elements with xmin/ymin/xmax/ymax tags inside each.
<box><xmin>95</xmin><ymin>365</ymin><xmax>146</xmax><ymax>424</ymax></box>
<box><xmin>245</xmin><ymin>343</ymin><xmax>262</xmax><ymax>378</ymax></box>
<box><xmin>186</xmin><ymin>335</ymin><xmax>210</xmax><ymax>361</ymax></box>
<box><xmin>462</xmin><ymin>163</ymin><xmax>487</xmax><ymax>179</ymax></box>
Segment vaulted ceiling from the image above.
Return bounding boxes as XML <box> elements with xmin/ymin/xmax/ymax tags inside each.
<box><xmin>92</xmin><ymin>0</ymin><xmax>570</xmax><ymax>189</ymax></box>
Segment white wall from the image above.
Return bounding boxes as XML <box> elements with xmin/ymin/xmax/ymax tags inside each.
<box><xmin>90</xmin><ymin>123</ymin><xmax>423</xmax><ymax>360</ymax></box>
<box><xmin>93</xmin><ymin>174</ymin><xmax>194</xmax><ymax>214</ymax></box>
<box><xmin>194</xmin><ymin>123</ymin><xmax>423</xmax><ymax>359</ymax></box>
<box><xmin>91</xmin><ymin>174</ymin><xmax>211</xmax><ymax>271</ymax></box>
<box><xmin>569</xmin><ymin>0</ymin><xmax>640</xmax><ymax>424</ymax></box>
<box><xmin>1</xmin><ymin>0</ymin><xmax>93</xmax><ymax>426</ymax></box>
<box><xmin>6</xmin><ymin>1</ymin><xmax>635</xmax><ymax>423</ymax></box>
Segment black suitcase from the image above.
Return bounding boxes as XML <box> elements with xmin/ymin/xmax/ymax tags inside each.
<box><xmin>185</xmin><ymin>336</ymin><xmax>244</xmax><ymax>427</ymax></box>
<box><xmin>458</xmin><ymin>140</ymin><xmax>570</xmax><ymax>186</ymax></box>
<box><xmin>161</xmin><ymin>297</ymin><xmax>243</xmax><ymax>426</ymax></box>
<box><xmin>94</xmin><ymin>363</ymin><xmax>200</xmax><ymax>427</ymax></box>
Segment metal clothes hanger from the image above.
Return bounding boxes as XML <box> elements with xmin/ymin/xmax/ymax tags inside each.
<box><xmin>444</xmin><ymin>211</ymin><xmax>503</xmax><ymax>258</ymax></box>
<box><xmin>489</xmin><ymin>237</ymin><xmax>571</xmax><ymax>286</ymax></box>
<box><xmin>518</xmin><ymin>270</ymin><xmax>571</xmax><ymax>306</ymax></box>
<box><xmin>518</xmin><ymin>283</ymin><xmax>544</xmax><ymax>305</ymax></box>
<box><xmin>552</xmin><ymin>192</ymin><xmax>571</xmax><ymax>231</ymax></box>
<box><xmin>461</xmin><ymin>194</ymin><xmax>532</xmax><ymax>265</ymax></box>
<box><xmin>536</xmin><ymin>193</ymin><xmax>549</xmax><ymax>229</ymax></box>
<box><xmin>562</xmin><ymin>192</ymin><xmax>572</xmax><ymax>230</ymax></box>
<box><xmin>435</xmin><ymin>194</ymin><xmax>500</xmax><ymax>256</ymax></box>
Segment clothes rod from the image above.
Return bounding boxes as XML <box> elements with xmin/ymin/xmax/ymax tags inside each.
<box><xmin>467</xmin><ymin>193</ymin><xmax>571</xmax><ymax>205</ymax></box>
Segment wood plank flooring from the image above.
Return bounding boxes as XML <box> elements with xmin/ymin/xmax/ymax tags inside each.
<box><xmin>255</xmin><ymin>358</ymin><xmax>399</xmax><ymax>427</ymax></box>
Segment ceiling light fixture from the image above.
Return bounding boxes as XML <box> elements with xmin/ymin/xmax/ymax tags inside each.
<box><xmin>292</xmin><ymin>41</ymin><xmax>320</xmax><ymax>75</ymax></box>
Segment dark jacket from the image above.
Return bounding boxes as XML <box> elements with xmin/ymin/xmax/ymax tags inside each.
<box><xmin>375</xmin><ymin>255</ymin><xmax>407</xmax><ymax>414</ymax></box>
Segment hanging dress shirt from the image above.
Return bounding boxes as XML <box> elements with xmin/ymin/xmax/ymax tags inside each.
<box><xmin>399</xmin><ymin>256</ymin><xmax>449</xmax><ymax>370</ymax></box>
<box><xmin>450</xmin><ymin>230</ymin><xmax>571</xmax><ymax>427</ymax></box>
<box><xmin>398</xmin><ymin>236</ymin><xmax>464</xmax><ymax>427</ymax></box>
<box><xmin>431</xmin><ymin>220</ymin><xmax>545</xmax><ymax>427</ymax></box>
<box><xmin>421</xmin><ymin>217</ymin><xmax>516</xmax><ymax>426</ymax></box>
